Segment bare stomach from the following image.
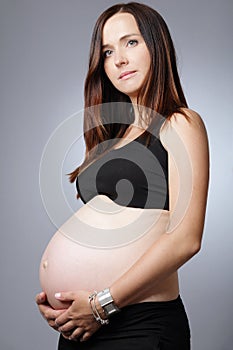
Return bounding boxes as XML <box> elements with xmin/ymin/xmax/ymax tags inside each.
<box><xmin>39</xmin><ymin>195</ymin><xmax>179</xmax><ymax>309</ymax></box>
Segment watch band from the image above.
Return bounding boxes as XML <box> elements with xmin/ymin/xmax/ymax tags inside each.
<box><xmin>97</xmin><ymin>288</ymin><xmax>120</xmax><ymax>317</ymax></box>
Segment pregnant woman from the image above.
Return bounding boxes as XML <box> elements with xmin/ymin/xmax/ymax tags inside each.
<box><xmin>36</xmin><ymin>2</ymin><xmax>209</xmax><ymax>349</ymax></box>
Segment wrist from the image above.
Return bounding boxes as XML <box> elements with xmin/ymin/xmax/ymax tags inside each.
<box><xmin>88</xmin><ymin>291</ymin><xmax>109</xmax><ymax>325</ymax></box>
<box><xmin>96</xmin><ymin>288</ymin><xmax>120</xmax><ymax>318</ymax></box>
<box><xmin>94</xmin><ymin>297</ymin><xmax>108</xmax><ymax>319</ymax></box>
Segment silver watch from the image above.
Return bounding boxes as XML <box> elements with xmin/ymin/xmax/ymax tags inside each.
<box><xmin>97</xmin><ymin>288</ymin><xmax>120</xmax><ymax>317</ymax></box>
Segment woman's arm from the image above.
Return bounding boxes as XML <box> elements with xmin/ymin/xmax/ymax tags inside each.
<box><xmin>110</xmin><ymin>109</ymin><xmax>209</xmax><ymax>307</ymax></box>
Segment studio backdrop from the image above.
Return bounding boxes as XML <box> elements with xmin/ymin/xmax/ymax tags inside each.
<box><xmin>0</xmin><ymin>1</ymin><xmax>232</xmax><ymax>349</ymax></box>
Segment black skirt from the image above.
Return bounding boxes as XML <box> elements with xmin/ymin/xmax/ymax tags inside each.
<box><xmin>58</xmin><ymin>295</ymin><xmax>190</xmax><ymax>350</ymax></box>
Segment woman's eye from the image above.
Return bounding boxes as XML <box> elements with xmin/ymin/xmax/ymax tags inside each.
<box><xmin>127</xmin><ymin>39</ymin><xmax>138</xmax><ymax>47</ymax></box>
<box><xmin>103</xmin><ymin>50</ymin><xmax>112</xmax><ymax>58</ymax></box>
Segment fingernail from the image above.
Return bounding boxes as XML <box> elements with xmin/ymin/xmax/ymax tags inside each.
<box><xmin>55</xmin><ymin>292</ymin><xmax>61</xmax><ymax>299</ymax></box>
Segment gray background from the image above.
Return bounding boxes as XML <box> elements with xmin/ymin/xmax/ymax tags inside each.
<box><xmin>1</xmin><ymin>0</ymin><xmax>232</xmax><ymax>349</ymax></box>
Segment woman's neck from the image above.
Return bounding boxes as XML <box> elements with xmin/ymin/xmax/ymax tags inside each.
<box><xmin>131</xmin><ymin>103</ymin><xmax>149</xmax><ymax>130</ymax></box>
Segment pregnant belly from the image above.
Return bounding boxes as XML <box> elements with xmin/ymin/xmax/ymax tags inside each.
<box><xmin>39</xmin><ymin>196</ymin><xmax>169</xmax><ymax>309</ymax></box>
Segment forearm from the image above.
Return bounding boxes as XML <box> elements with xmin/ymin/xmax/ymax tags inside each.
<box><xmin>110</xmin><ymin>231</ymin><xmax>200</xmax><ymax>308</ymax></box>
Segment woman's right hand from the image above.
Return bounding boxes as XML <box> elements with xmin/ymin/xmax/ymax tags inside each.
<box><xmin>35</xmin><ymin>292</ymin><xmax>66</xmax><ymax>331</ymax></box>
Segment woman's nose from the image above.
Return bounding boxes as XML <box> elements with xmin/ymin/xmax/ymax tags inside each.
<box><xmin>114</xmin><ymin>51</ymin><xmax>128</xmax><ymax>67</ymax></box>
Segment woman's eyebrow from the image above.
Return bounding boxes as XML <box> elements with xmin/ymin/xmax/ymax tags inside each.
<box><xmin>102</xmin><ymin>33</ymin><xmax>141</xmax><ymax>49</ymax></box>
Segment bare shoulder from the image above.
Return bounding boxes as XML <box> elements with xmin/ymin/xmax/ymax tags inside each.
<box><xmin>175</xmin><ymin>107</ymin><xmax>206</xmax><ymax>128</ymax></box>
<box><xmin>165</xmin><ymin>107</ymin><xmax>206</xmax><ymax>130</ymax></box>
<box><xmin>160</xmin><ymin>108</ymin><xmax>209</xmax><ymax>148</ymax></box>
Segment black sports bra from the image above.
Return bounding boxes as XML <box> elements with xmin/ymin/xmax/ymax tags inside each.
<box><xmin>76</xmin><ymin>123</ymin><xmax>169</xmax><ymax>210</ymax></box>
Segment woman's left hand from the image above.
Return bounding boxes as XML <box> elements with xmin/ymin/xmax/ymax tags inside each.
<box><xmin>54</xmin><ymin>290</ymin><xmax>102</xmax><ymax>342</ymax></box>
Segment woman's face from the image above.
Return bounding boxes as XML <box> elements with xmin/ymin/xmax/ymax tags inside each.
<box><xmin>102</xmin><ymin>12</ymin><xmax>151</xmax><ymax>104</ymax></box>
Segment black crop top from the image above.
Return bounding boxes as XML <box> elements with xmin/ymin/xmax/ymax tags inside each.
<box><xmin>76</xmin><ymin>124</ymin><xmax>169</xmax><ymax>210</ymax></box>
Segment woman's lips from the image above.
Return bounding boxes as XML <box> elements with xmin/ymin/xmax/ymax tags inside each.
<box><xmin>118</xmin><ymin>71</ymin><xmax>137</xmax><ymax>80</ymax></box>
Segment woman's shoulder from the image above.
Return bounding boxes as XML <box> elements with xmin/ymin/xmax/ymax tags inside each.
<box><xmin>161</xmin><ymin>108</ymin><xmax>208</xmax><ymax>143</ymax></box>
<box><xmin>167</xmin><ymin>107</ymin><xmax>205</xmax><ymax>128</ymax></box>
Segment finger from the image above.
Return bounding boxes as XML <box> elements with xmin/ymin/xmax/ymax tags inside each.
<box><xmin>58</xmin><ymin>321</ymin><xmax>76</xmax><ymax>333</ymax></box>
<box><xmin>38</xmin><ymin>304</ymin><xmax>54</xmax><ymax>320</ymax></box>
<box><xmin>61</xmin><ymin>332</ymin><xmax>76</xmax><ymax>340</ymax></box>
<box><xmin>60</xmin><ymin>330</ymin><xmax>72</xmax><ymax>337</ymax></box>
<box><xmin>54</xmin><ymin>309</ymin><xmax>68</xmax><ymax>318</ymax></box>
<box><xmin>80</xmin><ymin>331</ymin><xmax>92</xmax><ymax>342</ymax></box>
<box><xmin>48</xmin><ymin>318</ymin><xmax>60</xmax><ymax>330</ymax></box>
<box><xmin>35</xmin><ymin>292</ymin><xmax>47</xmax><ymax>304</ymax></box>
<box><xmin>69</xmin><ymin>327</ymin><xmax>85</xmax><ymax>341</ymax></box>
<box><xmin>47</xmin><ymin>310</ymin><xmax>67</xmax><ymax>330</ymax></box>
<box><xmin>55</xmin><ymin>310</ymin><xmax>70</xmax><ymax>327</ymax></box>
<box><xmin>41</xmin><ymin>306</ymin><xmax>65</xmax><ymax>322</ymax></box>
<box><xmin>61</xmin><ymin>333</ymin><xmax>71</xmax><ymax>340</ymax></box>
<box><xmin>54</xmin><ymin>291</ymin><xmax>76</xmax><ymax>302</ymax></box>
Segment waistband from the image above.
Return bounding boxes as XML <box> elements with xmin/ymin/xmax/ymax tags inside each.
<box><xmin>123</xmin><ymin>295</ymin><xmax>183</xmax><ymax>311</ymax></box>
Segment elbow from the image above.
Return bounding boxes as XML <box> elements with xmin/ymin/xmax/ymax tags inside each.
<box><xmin>182</xmin><ymin>227</ymin><xmax>203</xmax><ymax>259</ymax></box>
<box><xmin>187</xmin><ymin>240</ymin><xmax>201</xmax><ymax>259</ymax></box>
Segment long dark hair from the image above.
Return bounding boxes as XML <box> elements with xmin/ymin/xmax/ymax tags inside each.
<box><xmin>69</xmin><ymin>2</ymin><xmax>188</xmax><ymax>183</ymax></box>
